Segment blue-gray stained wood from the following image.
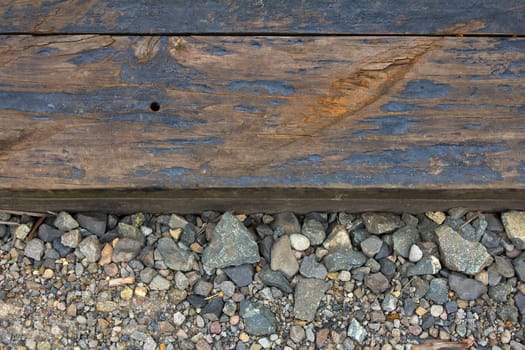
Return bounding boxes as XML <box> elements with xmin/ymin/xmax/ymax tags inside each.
<box><xmin>0</xmin><ymin>1</ymin><xmax>523</xmax><ymax>35</ymax></box>
<box><xmin>0</xmin><ymin>35</ymin><xmax>524</xmax><ymax>214</ymax></box>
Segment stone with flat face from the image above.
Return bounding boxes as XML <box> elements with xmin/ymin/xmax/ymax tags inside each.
<box><xmin>502</xmin><ymin>211</ymin><xmax>525</xmax><ymax>249</ymax></box>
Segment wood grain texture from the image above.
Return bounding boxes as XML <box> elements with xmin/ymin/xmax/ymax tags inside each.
<box><xmin>0</xmin><ymin>35</ymin><xmax>524</xmax><ymax>211</ymax></box>
<box><xmin>0</xmin><ymin>1</ymin><xmax>523</xmax><ymax>35</ymax></box>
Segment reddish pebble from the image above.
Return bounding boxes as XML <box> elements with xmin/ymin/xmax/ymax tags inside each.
<box><xmin>316</xmin><ymin>328</ymin><xmax>330</xmax><ymax>348</ymax></box>
<box><xmin>210</xmin><ymin>321</ymin><xmax>222</xmax><ymax>334</ymax></box>
<box><xmin>230</xmin><ymin>315</ymin><xmax>240</xmax><ymax>326</ymax></box>
<box><xmin>103</xmin><ymin>263</ymin><xmax>119</xmax><ymax>277</ymax></box>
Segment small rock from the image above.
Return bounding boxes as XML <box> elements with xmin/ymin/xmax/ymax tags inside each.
<box><xmin>60</xmin><ymin>229</ymin><xmax>82</xmax><ymax>248</ymax></box>
<box><xmin>323</xmin><ymin>248</ymin><xmax>367</xmax><ymax>272</ymax></box>
<box><xmin>78</xmin><ymin>235</ymin><xmax>101</xmax><ymax>263</ymax></box>
<box><xmin>449</xmin><ymin>273</ymin><xmax>487</xmax><ymax>300</ymax></box>
<box><xmin>15</xmin><ymin>224</ymin><xmax>31</xmax><ymax>240</ymax></box>
<box><xmin>347</xmin><ymin>319</ymin><xmax>367</xmax><ymax>343</ymax></box>
<box><xmin>258</xmin><ymin>266</ymin><xmax>293</xmax><ymax>294</ymax></box>
<box><xmin>42</xmin><ymin>268</ymin><xmax>54</xmax><ymax>279</ymax></box>
<box><xmin>294</xmin><ymin>278</ymin><xmax>330</xmax><ymax>322</ymax></box>
<box><xmin>202</xmin><ymin>212</ymin><xmax>260</xmax><ymax>269</ymax></box>
<box><xmin>24</xmin><ymin>239</ymin><xmax>44</xmax><ymax>261</ymax></box>
<box><xmin>53</xmin><ymin>211</ymin><xmax>79</xmax><ymax>231</ymax></box>
<box><xmin>425</xmin><ymin>211</ymin><xmax>446</xmax><ymax>225</ymax></box>
<box><xmin>76</xmin><ymin>213</ymin><xmax>107</xmax><ymax>236</ymax></box>
<box><xmin>408</xmin><ymin>244</ymin><xmax>423</xmax><ymax>262</ymax></box>
<box><xmin>301</xmin><ymin>219</ymin><xmax>326</xmax><ymax>246</ymax></box>
<box><xmin>168</xmin><ymin>213</ymin><xmax>189</xmax><ymax>229</ymax></box>
<box><xmin>360</xmin><ymin>236</ymin><xmax>383</xmax><ymax>258</ymax></box>
<box><xmin>112</xmin><ymin>238</ymin><xmax>143</xmax><ymax>263</ymax></box>
<box><xmin>224</xmin><ymin>264</ymin><xmax>254</xmax><ymax>288</ymax></box>
<box><xmin>96</xmin><ymin>300</ymin><xmax>118</xmax><ymax>312</ymax></box>
<box><xmin>393</xmin><ymin>226</ymin><xmax>420</xmax><ymax>258</ymax></box>
<box><xmin>425</xmin><ymin>278</ymin><xmax>449</xmax><ymax>304</ymax></box>
<box><xmin>299</xmin><ymin>255</ymin><xmax>327</xmax><ymax>279</ymax></box>
<box><xmin>240</xmin><ymin>300</ymin><xmax>277</xmax><ymax>336</ymax></box>
<box><xmin>150</xmin><ymin>275</ymin><xmax>171</xmax><ymax>290</ymax></box>
<box><xmin>173</xmin><ymin>311</ymin><xmax>185</xmax><ymax>326</ymax></box>
<box><xmin>98</xmin><ymin>243</ymin><xmax>113</xmax><ymax>266</ymax></box>
<box><xmin>156</xmin><ymin>237</ymin><xmax>194</xmax><ymax>271</ymax></box>
<box><xmin>435</xmin><ymin>225</ymin><xmax>493</xmax><ymax>275</ymax></box>
<box><xmin>502</xmin><ymin>211</ymin><xmax>525</xmax><ymax>249</ymax></box>
<box><xmin>118</xmin><ymin>222</ymin><xmax>144</xmax><ymax>243</ymax></box>
<box><xmin>514</xmin><ymin>253</ymin><xmax>525</xmax><ymax>282</ymax></box>
<box><xmin>494</xmin><ymin>255</ymin><xmax>515</xmax><ymax>278</ymax></box>
<box><xmin>140</xmin><ymin>267</ymin><xmax>157</xmax><ymax>284</ymax></box>
<box><xmin>488</xmin><ymin>282</ymin><xmax>513</xmax><ymax>302</ymax></box>
<box><xmin>362</xmin><ymin>212</ymin><xmax>402</xmax><ymax>234</ymax></box>
<box><xmin>271</xmin><ymin>212</ymin><xmax>301</xmax><ymax>234</ymax></box>
<box><xmin>37</xmin><ymin>224</ymin><xmax>61</xmax><ymax>242</ymax></box>
<box><xmin>202</xmin><ymin>298</ymin><xmax>224</xmax><ymax>321</ymax></box>
<box><xmin>120</xmin><ymin>287</ymin><xmax>133</xmax><ymax>300</ymax></box>
<box><xmin>430</xmin><ymin>305</ymin><xmax>443</xmax><ymax>317</ymax></box>
<box><xmin>407</xmin><ymin>255</ymin><xmax>441</xmax><ymax>276</ymax></box>
<box><xmin>289</xmin><ymin>325</ymin><xmax>305</xmax><ymax>343</ymax></box>
<box><xmin>289</xmin><ymin>234</ymin><xmax>310</xmax><ymax>251</ymax></box>
<box><xmin>364</xmin><ymin>273</ymin><xmax>390</xmax><ymax>294</ymax></box>
<box><xmin>270</xmin><ymin>235</ymin><xmax>299</xmax><ymax>278</ymax></box>
<box><xmin>323</xmin><ymin>225</ymin><xmax>351</xmax><ymax>251</ymax></box>
<box><xmin>193</xmin><ymin>279</ymin><xmax>213</xmax><ymax>297</ymax></box>
<box><xmin>135</xmin><ymin>285</ymin><xmax>148</xmax><ymax>298</ymax></box>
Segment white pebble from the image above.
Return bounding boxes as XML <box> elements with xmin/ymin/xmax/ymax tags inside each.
<box><xmin>173</xmin><ymin>311</ymin><xmax>185</xmax><ymax>326</ymax></box>
<box><xmin>408</xmin><ymin>244</ymin><xmax>423</xmax><ymax>262</ymax></box>
<box><xmin>430</xmin><ymin>305</ymin><xmax>444</xmax><ymax>317</ymax></box>
<box><xmin>258</xmin><ymin>337</ymin><xmax>271</xmax><ymax>348</ymax></box>
<box><xmin>289</xmin><ymin>234</ymin><xmax>310</xmax><ymax>251</ymax></box>
<box><xmin>338</xmin><ymin>270</ymin><xmax>351</xmax><ymax>282</ymax></box>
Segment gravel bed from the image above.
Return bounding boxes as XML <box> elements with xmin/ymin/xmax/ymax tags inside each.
<box><xmin>0</xmin><ymin>209</ymin><xmax>524</xmax><ymax>350</ymax></box>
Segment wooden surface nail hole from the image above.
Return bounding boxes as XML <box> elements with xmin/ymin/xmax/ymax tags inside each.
<box><xmin>150</xmin><ymin>102</ymin><xmax>160</xmax><ymax>111</ymax></box>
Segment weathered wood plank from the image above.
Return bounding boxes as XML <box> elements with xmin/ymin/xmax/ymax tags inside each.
<box><xmin>0</xmin><ymin>36</ymin><xmax>524</xmax><ymax>211</ymax></box>
<box><xmin>0</xmin><ymin>1</ymin><xmax>523</xmax><ymax>35</ymax></box>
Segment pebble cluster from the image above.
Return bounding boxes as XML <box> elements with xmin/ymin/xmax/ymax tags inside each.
<box><xmin>0</xmin><ymin>209</ymin><xmax>524</xmax><ymax>350</ymax></box>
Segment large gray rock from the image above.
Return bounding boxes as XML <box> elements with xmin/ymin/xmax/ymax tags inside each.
<box><xmin>449</xmin><ymin>273</ymin><xmax>487</xmax><ymax>300</ymax></box>
<box><xmin>362</xmin><ymin>213</ymin><xmax>402</xmax><ymax>234</ymax></box>
<box><xmin>53</xmin><ymin>211</ymin><xmax>79</xmax><ymax>232</ymax></box>
<box><xmin>360</xmin><ymin>236</ymin><xmax>383</xmax><ymax>258</ymax></box>
<box><xmin>118</xmin><ymin>223</ymin><xmax>145</xmax><ymax>244</ymax></box>
<box><xmin>202</xmin><ymin>212</ymin><xmax>260</xmax><ymax>269</ymax></box>
<box><xmin>24</xmin><ymin>239</ymin><xmax>44</xmax><ymax>261</ymax></box>
<box><xmin>78</xmin><ymin>235</ymin><xmax>101</xmax><ymax>263</ymax></box>
<box><xmin>37</xmin><ymin>224</ymin><xmax>61</xmax><ymax>242</ymax></box>
<box><xmin>156</xmin><ymin>237</ymin><xmax>194</xmax><ymax>271</ymax></box>
<box><xmin>435</xmin><ymin>225</ymin><xmax>492</xmax><ymax>275</ymax></box>
<box><xmin>112</xmin><ymin>238</ymin><xmax>143</xmax><ymax>263</ymax></box>
<box><xmin>240</xmin><ymin>300</ymin><xmax>277</xmax><ymax>336</ymax></box>
<box><xmin>502</xmin><ymin>211</ymin><xmax>525</xmax><ymax>249</ymax></box>
<box><xmin>301</xmin><ymin>219</ymin><xmax>326</xmax><ymax>246</ymax></box>
<box><xmin>393</xmin><ymin>226</ymin><xmax>420</xmax><ymax>258</ymax></box>
<box><xmin>299</xmin><ymin>255</ymin><xmax>327</xmax><ymax>279</ymax></box>
<box><xmin>270</xmin><ymin>235</ymin><xmax>299</xmax><ymax>278</ymax></box>
<box><xmin>323</xmin><ymin>248</ymin><xmax>366</xmax><ymax>272</ymax></box>
<box><xmin>271</xmin><ymin>212</ymin><xmax>301</xmax><ymax>235</ymax></box>
<box><xmin>294</xmin><ymin>278</ymin><xmax>330</xmax><ymax>322</ymax></box>
<box><xmin>76</xmin><ymin>213</ymin><xmax>107</xmax><ymax>236</ymax></box>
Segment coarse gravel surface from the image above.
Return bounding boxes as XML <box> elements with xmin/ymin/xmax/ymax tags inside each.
<box><xmin>0</xmin><ymin>209</ymin><xmax>524</xmax><ymax>350</ymax></box>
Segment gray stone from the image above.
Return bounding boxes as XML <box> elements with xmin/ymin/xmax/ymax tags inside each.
<box><xmin>168</xmin><ymin>214</ymin><xmax>189</xmax><ymax>229</ymax></box>
<box><xmin>407</xmin><ymin>255</ymin><xmax>441</xmax><ymax>276</ymax></box>
<box><xmin>497</xmin><ymin>303</ymin><xmax>518</xmax><ymax>323</ymax></box>
<box><xmin>140</xmin><ymin>267</ymin><xmax>157</xmax><ymax>284</ymax></box>
<box><xmin>112</xmin><ymin>238</ymin><xmax>143</xmax><ymax>263</ymax></box>
<box><xmin>481</xmin><ymin>231</ymin><xmax>502</xmax><ymax>249</ymax></box>
<box><xmin>417</xmin><ymin>217</ymin><xmax>439</xmax><ymax>242</ymax></box>
<box><xmin>472</xmin><ymin>215</ymin><xmax>488</xmax><ymax>242</ymax></box>
<box><xmin>156</xmin><ymin>237</ymin><xmax>194</xmax><ymax>271</ymax></box>
<box><xmin>289</xmin><ymin>325</ymin><xmax>305</xmax><ymax>343</ymax></box>
<box><xmin>37</xmin><ymin>224</ymin><xmax>61</xmax><ymax>243</ymax></box>
<box><xmin>294</xmin><ymin>278</ymin><xmax>329</xmax><ymax>322</ymax></box>
<box><xmin>449</xmin><ymin>273</ymin><xmax>487</xmax><ymax>300</ymax></box>
<box><xmin>408</xmin><ymin>244</ymin><xmax>423</xmax><ymax>262</ymax></box>
<box><xmin>502</xmin><ymin>211</ymin><xmax>525</xmax><ymax>249</ymax></box>
<box><xmin>59</xmin><ymin>228</ymin><xmax>82</xmax><ymax>248</ymax></box>
<box><xmin>435</xmin><ymin>225</ymin><xmax>493</xmax><ymax>275</ymax></box>
<box><xmin>78</xmin><ymin>235</ymin><xmax>101</xmax><ymax>263</ymax></box>
<box><xmin>258</xmin><ymin>266</ymin><xmax>293</xmax><ymax>294</ymax></box>
<box><xmin>150</xmin><ymin>275</ymin><xmax>171</xmax><ymax>290</ymax></box>
<box><xmin>323</xmin><ymin>225</ymin><xmax>351</xmax><ymax>251</ymax></box>
<box><xmin>299</xmin><ymin>255</ymin><xmax>327</xmax><ymax>279</ymax></box>
<box><xmin>347</xmin><ymin>319</ymin><xmax>367</xmax><ymax>343</ymax></box>
<box><xmin>448</xmin><ymin>207</ymin><xmax>468</xmax><ymax>220</ymax></box>
<box><xmin>240</xmin><ymin>300</ymin><xmax>277</xmax><ymax>336</ymax></box>
<box><xmin>494</xmin><ymin>256</ymin><xmax>515</xmax><ymax>278</ymax></box>
<box><xmin>24</xmin><ymin>239</ymin><xmax>44</xmax><ymax>261</ymax></box>
<box><xmin>53</xmin><ymin>211</ymin><xmax>79</xmax><ymax>231</ymax></box>
<box><xmin>425</xmin><ymin>278</ymin><xmax>449</xmax><ymax>304</ymax></box>
<box><xmin>193</xmin><ymin>279</ymin><xmax>213</xmax><ymax>297</ymax></box>
<box><xmin>224</xmin><ymin>264</ymin><xmax>254</xmax><ymax>288</ymax></box>
<box><xmin>488</xmin><ymin>265</ymin><xmax>503</xmax><ymax>286</ymax></box>
<box><xmin>364</xmin><ymin>273</ymin><xmax>390</xmax><ymax>294</ymax></box>
<box><xmin>76</xmin><ymin>213</ymin><xmax>107</xmax><ymax>236</ymax></box>
<box><xmin>515</xmin><ymin>293</ymin><xmax>525</xmax><ymax>315</ymax></box>
<box><xmin>271</xmin><ymin>212</ymin><xmax>301</xmax><ymax>235</ymax></box>
<box><xmin>301</xmin><ymin>219</ymin><xmax>326</xmax><ymax>246</ymax></box>
<box><xmin>323</xmin><ymin>248</ymin><xmax>366</xmax><ymax>272</ymax></box>
<box><xmin>514</xmin><ymin>253</ymin><xmax>525</xmax><ymax>282</ymax></box>
<box><xmin>218</xmin><ymin>281</ymin><xmax>235</xmax><ymax>298</ymax></box>
<box><xmin>379</xmin><ymin>258</ymin><xmax>396</xmax><ymax>279</ymax></box>
<box><xmin>270</xmin><ymin>235</ymin><xmax>299</xmax><ymax>278</ymax></box>
<box><xmin>201</xmin><ymin>298</ymin><xmax>224</xmax><ymax>321</ymax></box>
<box><xmin>118</xmin><ymin>223</ymin><xmax>144</xmax><ymax>243</ymax></box>
<box><xmin>289</xmin><ymin>233</ymin><xmax>310</xmax><ymax>251</ymax></box>
<box><xmin>488</xmin><ymin>282</ymin><xmax>513</xmax><ymax>302</ymax></box>
<box><xmin>53</xmin><ymin>238</ymin><xmax>73</xmax><ymax>257</ymax></box>
<box><xmin>382</xmin><ymin>293</ymin><xmax>397</xmax><ymax>312</ymax></box>
<box><xmin>350</xmin><ymin>228</ymin><xmax>371</xmax><ymax>247</ymax></box>
<box><xmin>410</xmin><ymin>277</ymin><xmax>430</xmax><ymax>299</ymax></box>
<box><xmin>393</xmin><ymin>226</ymin><xmax>420</xmax><ymax>258</ymax></box>
<box><xmin>260</xmin><ymin>236</ymin><xmax>273</xmax><ymax>262</ymax></box>
<box><xmin>202</xmin><ymin>212</ymin><xmax>260</xmax><ymax>269</ymax></box>
<box><xmin>362</xmin><ymin>212</ymin><xmax>402</xmax><ymax>234</ymax></box>
<box><xmin>360</xmin><ymin>236</ymin><xmax>383</xmax><ymax>258</ymax></box>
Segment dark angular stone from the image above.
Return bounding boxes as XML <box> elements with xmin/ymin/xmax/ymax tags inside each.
<box><xmin>52</xmin><ymin>238</ymin><xmax>73</xmax><ymax>257</ymax></box>
<box><xmin>201</xmin><ymin>298</ymin><xmax>224</xmax><ymax>321</ymax></box>
<box><xmin>271</xmin><ymin>212</ymin><xmax>301</xmax><ymax>235</ymax></box>
<box><xmin>379</xmin><ymin>258</ymin><xmax>397</xmax><ymax>279</ymax></box>
<box><xmin>224</xmin><ymin>264</ymin><xmax>254</xmax><ymax>288</ymax></box>
<box><xmin>258</xmin><ymin>266</ymin><xmax>293</xmax><ymax>294</ymax></box>
<box><xmin>240</xmin><ymin>300</ymin><xmax>277</xmax><ymax>336</ymax></box>
<box><xmin>323</xmin><ymin>249</ymin><xmax>367</xmax><ymax>272</ymax></box>
<box><xmin>76</xmin><ymin>213</ymin><xmax>107</xmax><ymax>236</ymax></box>
<box><xmin>37</xmin><ymin>224</ymin><xmax>61</xmax><ymax>242</ymax></box>
<box><xmin>187</xmin><ymin>295</ymin><xmax>207</xmax><ymax>308</ymax></box>
<box><xmin>425</xmin><ymin>278</ymin><xmax>449</xmax><ymax>304</ymax></box>
<box><xmin>449</xmin><ymin>273</ymin><xmax>487</xmax><ymax>300</ymax></box>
